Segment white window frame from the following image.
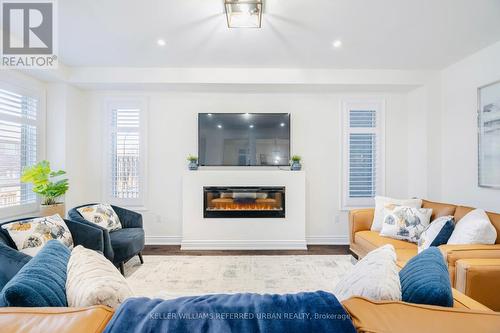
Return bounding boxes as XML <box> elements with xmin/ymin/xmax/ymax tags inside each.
<box><xmin>0</xmin><ymin>79</ymin><xmax>46</xmax><ymax>218</ymax></box>
<box><xmin>102</xmin><ymin>98</ymin><xmax>148</xmax><ymax>210</ymax></box>
<box><xmin>341</xmin><ymin>99</ymin><xmax>385</xmax><ymax>209</ymax></box>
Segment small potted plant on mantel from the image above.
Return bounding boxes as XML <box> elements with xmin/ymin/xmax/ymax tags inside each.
<box><xmin>290</xmin><ymin>155</ymin><xmax>302</xmax><ymax>171</ymax></box>
<box><xmin>21</xmin><ymin>160</ymin><xmax>69</xmax><ymax>217</ymax></box>
<box><xmin>187</xmin><ymin>155</ymin><xmax>199</xmax><ymax>170</ymax></box>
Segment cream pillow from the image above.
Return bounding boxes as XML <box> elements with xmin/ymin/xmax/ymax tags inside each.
<box><xmin>380</xmin><ymin>206</ymin><xmax>432</xmax><ymax>243</ymax></box>
<box><xmin>447</xmin><ymin>209</ymin><xmax>497</xmax><ymax>245</ymax></box>
<box><xmin>371</xmin><ymin>196</ymin><xmax>422</xmax><ymax>232</ymax></box>
<box><xmin>333</xmin><ymin>244</ymin><xmax>401</xmax><ymax>302</ymax></box>
<box><xmin>1</xmin><ymin>214</ymin><xmax>73</xmax><ymax>256</ymax></box>
<box><xmin>77</xmin><ymin>203</ymin><xmax>122</xmax><ymax>231</ymax></box>
<box><xmin>66</xmin><ymin>245</ymin><xmax>133</xmax><ymax>308</ymax></box>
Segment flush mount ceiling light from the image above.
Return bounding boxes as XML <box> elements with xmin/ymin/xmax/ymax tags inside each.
<box><xmin>224</xmin><ymin>0</ymin><xmax>263</xmax><ymax>28</ymax></box>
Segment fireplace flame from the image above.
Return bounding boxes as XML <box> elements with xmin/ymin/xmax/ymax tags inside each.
<box><xmin>211</xmin><ymin>202</ymin><xmax>278</xmax><ymax>211</ymax></box>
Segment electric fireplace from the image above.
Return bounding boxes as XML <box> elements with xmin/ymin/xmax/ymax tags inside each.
<box><xmin>203</xmin><ymin>186</ymin><xmax>285</xmax><ymax>218</ymax></box>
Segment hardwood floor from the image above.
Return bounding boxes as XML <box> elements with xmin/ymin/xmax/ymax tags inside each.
<box><xmin>143</xmin><ymin>245</ymin><xmax>350</xmax><ymax>256</ymax></box>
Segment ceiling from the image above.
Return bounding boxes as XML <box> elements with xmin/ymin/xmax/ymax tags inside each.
<box><xmin>59</xmin><ymin>0</ymin><xmax>500</xmax><ymax>69</ymax></box>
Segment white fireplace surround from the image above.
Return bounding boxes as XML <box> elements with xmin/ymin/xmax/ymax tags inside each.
<box><xmin>182</xmin><ymin>170</ymin><xmax>306</xmax><ymax>250</ymax></box>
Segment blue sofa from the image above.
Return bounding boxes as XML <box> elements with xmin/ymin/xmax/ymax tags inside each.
<box><xmin>0</xmin><ymin>216</ymin><xmax>103</xmax><ymax>290</ymax></box>
<box><xmin>68</xmin><ymin>204</ymin><xmax>145</xmax><ymax>274</ymax></box>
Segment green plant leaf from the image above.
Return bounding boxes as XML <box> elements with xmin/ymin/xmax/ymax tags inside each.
<box><xmin>50</xmin><ymin>170</ymin><xmax>66</xmax><ymax>177</ymax></box>
<box><xmin>21</xmin><ymin>160</ymin><xmax>69</xmax><ymax>202</ymax></box>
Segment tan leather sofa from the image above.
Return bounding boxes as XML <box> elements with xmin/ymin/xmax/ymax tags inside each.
<box><xmin>0</xmin><ymin>305</ymin><xmax>114</xmax><ymax>333</ymax></box>
<box><xmin>349</xmin><ymin>200</ymin><xmax>500</xmax><ymax>279</ymax></box>
<box><xmin>343</xmin><ymin>296</ymin><xmax>500</xmax><ymax>333</ymax></box>
<box><xmin>0</xmin><ymin>292</ymin><xmax>498</xmax><ymax>333</ymax></box>
<box><xmin>455</xmin><ymin>258</ymin><xmax>500</xmax><ymax>311</ymax></box>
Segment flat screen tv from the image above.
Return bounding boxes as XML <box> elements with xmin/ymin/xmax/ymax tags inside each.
<box><xmin>198</xmin><ymin>113</ymin><xmax>290</xmax><ymax>166</ymax></box>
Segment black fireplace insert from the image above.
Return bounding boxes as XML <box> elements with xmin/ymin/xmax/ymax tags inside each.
<box><xmin>203</xmin><ymin>186</ymin><xmax>285</xmax><ymax>218</ymax></box>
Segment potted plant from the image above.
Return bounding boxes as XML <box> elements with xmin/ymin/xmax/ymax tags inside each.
<box><xmin>187</xmin><ymin>155</ymin><xmax>199</xmax><ymax>170</ymax></box>
<box><xmin>21</xmin><ymin>160</ymin><xmax>69</xmax><ymax>217</ymax></box>
<box><xmin>290</xmin><ymin>155</ymin><xmax>302</xmax><ymax>171</ymax></box>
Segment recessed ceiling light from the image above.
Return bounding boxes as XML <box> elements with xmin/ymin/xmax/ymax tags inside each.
<box><xmin>217</xmin><ymin>124</ymin><xmax>223</xmax><ymax>129</ymax></box>
<box><xmin>157</xmin><ymin>39</ymin><xmax>166</xmax><ymax>46</ymax></box>
<box><xmin>332</xmin><ymin>40</ymin><xmax>342</xmax><ymax>48</ymax></box>
<box><xmin>249</xmin><ymin>124</ymin><xmax>254</xmax><ymax>128</ymax></box>
<box><xmin>225</xmin><ymin>0</ymin><xmax>262</xmax><ymax>28</ymax></box>
<box><xmin>280</xmin><ymin>123</ymin><xmax>285</xmax><ymax>127</ymax></box>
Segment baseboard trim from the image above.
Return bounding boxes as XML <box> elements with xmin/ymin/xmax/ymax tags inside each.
<box><xmin>305</xmin><ymin>236</ymin><xmax>349</xmax><ymax>245</ymax></box>
<box><xmin>180</xmin><ymin>239</ymin><xmax>307</xmax><ymax>250</ymax></box>
<box><xmin>145</xmin><ymin>236</ymin><xmax>182</xmax><ymax>245</ymax></box>
<box><xmin>147</xmin><ymin>236</ymin><xmax>349</xmax><ymax>246</ymax></box>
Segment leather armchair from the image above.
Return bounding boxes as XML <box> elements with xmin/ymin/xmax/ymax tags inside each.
<box><xmin>68</xmin><ymin>204</ymin><xmax>145</xmax><ymax>274</ymax></box>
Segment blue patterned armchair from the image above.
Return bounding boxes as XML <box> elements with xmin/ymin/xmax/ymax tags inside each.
<box><xmin>68</xmin><ymin>204</ymin><xmax>145</xmax><ymax>274</ymax></box>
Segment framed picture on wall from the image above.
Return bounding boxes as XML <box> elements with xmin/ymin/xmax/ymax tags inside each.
<box><xmin>478</xmin><ymin>80</ymin><xmax>500</xmax><ymax>188</ymax></box>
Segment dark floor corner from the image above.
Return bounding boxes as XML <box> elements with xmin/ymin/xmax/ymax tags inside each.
<box><xmin>143</xmin><ymin>245</ymin><xmax>351</xmax><ymax>256</ymax></box>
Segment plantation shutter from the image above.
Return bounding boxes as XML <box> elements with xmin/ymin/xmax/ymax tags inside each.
<box><xmin>109</xmin><ymin>107</ymin><xmax>141</xmax><ymax>201</ymax></box>
<box><xmin>0</xmin><ymin>88</ymin><xmax>38</xmax><ymax>209</ymax></box>
<box><xmin>349</xmin><ymin>110</ymin><xmax>377</xmax><ymax>198</ymax></box>
<box><xmin>343</xmin><ymin>101</ymin><xmax>384</xmax><ymax>208</ymax></box>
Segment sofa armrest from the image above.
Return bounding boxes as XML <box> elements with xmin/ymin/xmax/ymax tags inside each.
<box><xmin>111</xmin><ymin>205</ymin><xmax>143</xmax><ymax>229</ymax></box>
<box><xmin>0</xmin><ymin>306</ymin><xmax>114</xmax><ymax>333</ymax></box>
<box><xmin>439</xmin><ymin>244</ymin><xmax>500</xmax><ymax>268</ymax></box>
<box><xmin>438</xmin><ymin>244</ymin><xmax>500</xmax><ymax>286</ymax></box>
<box><xmin>65</xmin><ymin>219</ymin><xmax>104</xmax><ymax>253</ymax></box>
<box><xmin>452</xmin><ymin>289</ymin><xmax>491</xmax><ymax>311</ymax></box>
<box><xmin>455</xmin><ymin>259</ymin><xmax>500</xmax><ymax>311</ymax></box>
<box><xmin>349</xmin><ymin>208</ymin><xmax>374</xmax><ymax>243</ymax></box>
<box><xmin>342</xmin><ymin>296</ymin><xmax>500</xmax><ymax>333</ymax></box>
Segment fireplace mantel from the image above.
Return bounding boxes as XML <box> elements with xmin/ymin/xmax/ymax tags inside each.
<box><xmin>182</xmin><ymin>170</ymin><xmax>306</xmax><ymax>250</ymax></box>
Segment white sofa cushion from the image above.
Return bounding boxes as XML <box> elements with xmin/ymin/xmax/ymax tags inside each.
<box><xmin>371</xmin><ymin>196</ymin><xmax>422</xmax><ymax>232</ymax></box>
<box><xmin>334</xmin><ymin>244</ymin><xmax>401</xmax><ymax>302</ymax></box>
<box><xmin>447</xmin><ymin>209</ymin><xmax>497</xmax><ymax>245</ymax></box>
<box><xmin>66</xmin><ymin>245</ymin><xmax>133</xmax><ymax>308</ymax></box>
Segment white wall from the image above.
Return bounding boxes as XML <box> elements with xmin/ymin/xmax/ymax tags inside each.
<box><xmin>439</xmin><ymin>41</ymin><xmax>500</xmax><ymax>211</ymax></box>
<box><xmin>82</xmin><ymin>90</ymin><xmax>410</xmax><ymax>244</ymax></box>
<box><xmin>405</xmin><ymin>74</ymin><xmax>443</xmax><ymax>200</ymax></box>
<box><xmin>46</xmin><ymin>83</ymin><xmax>90</xmax><ymax>211</ymax></box>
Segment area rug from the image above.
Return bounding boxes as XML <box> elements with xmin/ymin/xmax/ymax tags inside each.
<box><xmin>124</xmin><ymin>255</ymin><xmax>355</xmax><ymax>299</ymax></box>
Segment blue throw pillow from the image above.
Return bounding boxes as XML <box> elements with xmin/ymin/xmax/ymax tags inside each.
<box><xmin>399</xmin><ymin>247</ymin><xmax>453</xmax><ymax>307</ymax></box>
<box><xmin>417</xmin><ymin>216</ymin><xmax>455</xmax><ymax>253</ymax></box>
<box><xmin>430</xmin><ymin>219</ymin><xmax>455</xmax><ymax>247</ymax></box>
<box><xmin>0</xmin><ymin>243</ymin><xmax>31</xmax><ymax>290</ymax></box>
<box><xmin>0</xmin><ymin>240</ymin><xmax>70</xmax><ymax>307</ymax></box>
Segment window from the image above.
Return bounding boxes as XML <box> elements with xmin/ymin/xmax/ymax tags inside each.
<box><xmin>342</xmin><ymin>100</ymin><xmax>385</xmax><ymax>208</ymax></box>
<box><xmin>104</xmin><ymin>99</ymin><xmax>147</xmax><ymax>208</ymax></box>
<box><xmin>0</xmin><ymin>85</ymin><xmax>42</xmax><ymax>216</ymax></box>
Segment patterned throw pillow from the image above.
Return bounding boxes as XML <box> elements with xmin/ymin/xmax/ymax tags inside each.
<box><xmin>417</xmin><ymin>216</ymin><xmax>455</xmax><ymax>253</ymax></box>
<box><xmin>380</xmin><ymin>206</ymin><xmax>433</xmax><ymax>243</ymax></box>
<box><xmin>371</xmin><ymin>196</ymin><xmax>423</xmax><ymax>232</ymax></box>
<box><xmin>1</xmin><ymin>215</ymin><xmax>74</xmax><ymax>256</ymax></box>
<box><xmin>77</xmin><ymin>204</ymin><xmax>122</xmax><ymax>231</ymax></box>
